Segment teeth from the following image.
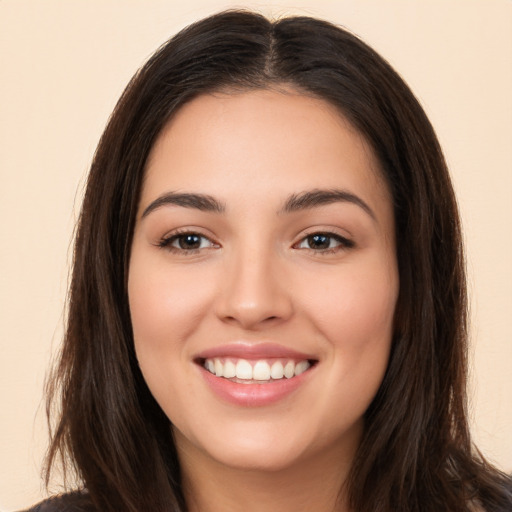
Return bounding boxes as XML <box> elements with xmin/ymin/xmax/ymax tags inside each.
<box><xmin>284</xmin><ymin>361</ymin><xmax>295</xmax><ymax>379</ymax></box>
<box><xmin>235</xmin><ymin>359</ymin><xmax>253</xmax><ymax>379</ymax></box>
<box><xmin>206</xmin><ymin>359</ymin><xmax>215</xmax><ymax>374</ymax></box>
<box><xmin>294</xmin><ymin>360</ymin><xmax>310</xmax><ymax>376</ymax></box>
<box><xmin>270</xmin><ymin>361</ymin><xmax>284</xmax><ymax>379</ymax></box>
<box><xmin>204</xmin><ymin>358</ymin><xmax>311</xmax><ymax>381</ymax></box>
<box><xmin>253</xmin><ymin>361</ymin><xmax>271</xmax><ymax>381</ymax></box>
<box><xmin>214</xmin><ymin>359</ymin><xmax>223</xmax><ymax>377</ymax></box>
<box><xmin>223</xmin><ymin>360</ymin><xmax>236</xmax><ymax>378</ymax></box>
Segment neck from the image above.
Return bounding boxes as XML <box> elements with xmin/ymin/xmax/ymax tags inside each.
<box><xmin>178</xmin><ymin>436</ymin><xmax>355</xmax><ymax>512</ymax></box>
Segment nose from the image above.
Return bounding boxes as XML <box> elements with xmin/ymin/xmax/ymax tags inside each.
<box><xmin>214</xmin><ymin>247</ymin><xmax>294</xmax><ymax>330</ymax></box>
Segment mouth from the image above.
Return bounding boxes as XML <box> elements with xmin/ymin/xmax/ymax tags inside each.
<box><xmin>193</xmin><ymin>343</ymin><xmax>318</xmax><ymax>406</ymax></box>
<box><xmin>198</xmin><ymin>357</ymin><xmax>316</xmax><ymax>384</ymax></box>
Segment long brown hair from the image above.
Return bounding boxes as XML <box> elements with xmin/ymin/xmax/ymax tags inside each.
<box><xmin>45</xmin><ymin>10</ymin><xmax>512</xmax><ymax>512</ymax></box>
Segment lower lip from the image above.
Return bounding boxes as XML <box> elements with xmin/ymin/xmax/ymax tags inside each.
<box><xmin>199</xmin><ymin>365</ymin><xmax>314</xmax><ymax>407</ymax></box>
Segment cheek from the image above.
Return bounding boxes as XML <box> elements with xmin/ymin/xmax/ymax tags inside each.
<box><xmin>128</xmin><ymin>257</ymin><xmax>214</xmax><ymax>349</ymax></box>
<box><xmin>304</xmin><ymin>264</ymin><xmax>397</xmax><ymax>425</ymax></box>
<box><xmin>128</xmin><ymin>255</ymin><xmax>217</xmax><ymax>420</ymax></box>
<box><xmin>127</xmin><ymin>254</ymin><xmax>216</xmax><ymax>408</ymax></box>
<box><xmin>301</xmin><ymin>255</ymin><xmax>398</xmax><ymax>382</ymax></box>
<box><xmin>308</xmin><ymin>264</ymin><xmax>396</xmax><ymax>332</ymax></box>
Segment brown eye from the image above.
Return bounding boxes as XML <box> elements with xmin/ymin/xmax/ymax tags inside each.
<box><xmin>159</xmin><ymin>232</ymin><xmax>217</xmax><ymax>252</ymax></box>
<box><xmin>306</xmin><ymin>234</ymin><xmax>331</xmax><ymax>250</ymax></box>
<box><xmin>175</xmin><ymin>234</ymin><xmax>202</xmax><ymax>250</ymax></box>
<box><xmin>295</xmin><ymin>232</ymin><xmax>354</xmax><ymax>252</ymax></box>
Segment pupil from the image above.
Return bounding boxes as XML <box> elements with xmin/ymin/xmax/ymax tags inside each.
<box><xmin>309</xmin><ymin>234</ymin><xmax>330</xmax><ymax>249</ymax></box>
<box><xmin>179</xmin><ymin>234</ymin><xmax>200</xmax><ymax>249</ymax></box>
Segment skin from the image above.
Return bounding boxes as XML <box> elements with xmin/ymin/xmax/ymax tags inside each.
<box><xmin>128</xmin><ymin>88</ymin><xmax>399</xmax><ymax>512</ymax></box>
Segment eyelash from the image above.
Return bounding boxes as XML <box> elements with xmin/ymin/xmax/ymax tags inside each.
<box><xmin>157</xmin><ymin>230</ymin><xmax>355</xmax><ymax>255</ymax></box>
<box><xmin>293</xmin><ymin>231</ymin><xmax>355</xmax><ymax>254</ymax></box>
<box><xmin>157</xmin><ymin>229</ymin><xmax>218</xmax><ymax>254</ymax></box>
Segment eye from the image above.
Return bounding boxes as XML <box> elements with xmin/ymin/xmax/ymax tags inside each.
<box><xmin>159</xmin><ymin>231</ymin><xmax>217</xmax><ymax>253</ymax></box>
<box><xmin>295</xmin><ymin>232</ymin><xmax>354</xmax><ymax>252</ymax></box>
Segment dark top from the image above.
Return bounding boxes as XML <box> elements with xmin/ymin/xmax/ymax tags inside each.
<box><xmin>20</xmin><ymin>492</ymin><xmax>96</xmax><ymax>512</ymax></box>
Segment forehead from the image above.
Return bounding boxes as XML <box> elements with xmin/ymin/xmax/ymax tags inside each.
<box><xmin>142</xmin><ymin>89</ymin><xmax>390</xmax><ymax>215</ymax></box>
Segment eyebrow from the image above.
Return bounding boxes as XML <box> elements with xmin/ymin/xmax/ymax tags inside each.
<box><xmin>141</xmin><ymin>192</ymin><xmax>225</xmax><ymax>218</ymax></box>
<box><xmin>281</xmin><ymin>189</ymin><xmax>376</xmax><ymax>220</ymax></box>
<box><xmin>141</xmin><ymin>188</ymin><xmax>375</xmax><ymax>220</ymax></box>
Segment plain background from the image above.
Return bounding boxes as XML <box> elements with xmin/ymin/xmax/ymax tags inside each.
<box><xmin>1</xmin><ymin>0</ymin><xmax>511</xmax><ymax>510</ymax></box>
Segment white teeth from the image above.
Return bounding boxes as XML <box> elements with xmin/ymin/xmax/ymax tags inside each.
<box><xmin>270</xmin><ymin>361</ymin><xmax>284</xmax><ymax>379</ymax></box>
<box><xmin>204</xmin><ymin>358</ymin><xmax>311</xmax><ymax>381</ymax></box>
<box><xmin>235</xmin><ymin>359</ymin><xmax>253</xmax><ymax>380</ymax></box>
<box><xmin>294</xmin><ymin>360</ymin><xmax>310</xmax><ymax>376</ymax></box>
<box><xmin>253</xmin><ymin>361</ymin><xmax>271</xmax><ymax>381</ymax></box>
<box><xmin>284</xmin><ymin>361</ymin><xmax>295</xmax><ymax>379</ymax></box>
<box><xmin>214</xmin><ymin>359</ymin><xmax>223</xmax><ymax>377</ymax></box>
<box><xmin>223</xmin><ymin>360</ymin><xmax>236</xmax><ymax>378</ymax></box>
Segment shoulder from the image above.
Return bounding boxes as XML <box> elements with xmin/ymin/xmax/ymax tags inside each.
<box><xmin>19</xmin><ymin>491</ymin><xmax>96</xmax><ymax>512</ymax></box>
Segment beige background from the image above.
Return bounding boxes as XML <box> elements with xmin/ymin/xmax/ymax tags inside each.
<box><xmin>1</xmin><ymin>0</ymin><xmax>511</xmax><ymax>510</ymax></box>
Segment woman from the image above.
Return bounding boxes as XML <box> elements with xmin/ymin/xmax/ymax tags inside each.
<box><xmin>27</xmin><ymin>10</ymin><xmax>511</xmax><ymax>512</ymax></box>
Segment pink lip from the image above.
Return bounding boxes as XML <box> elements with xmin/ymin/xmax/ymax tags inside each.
<box><xmin>195</xmin><ymin>342</ymin><xmax>315</xmax><ymax>361</ymax></box>
<box><xmin>198</xmin><ymin>364</ymin><xmax>314</xmax><ymax>407</ymax></box>
<box><xmin>194</xmin><ymin>343</ymin><xmax>317</xmax><ymax>407</ymax></box>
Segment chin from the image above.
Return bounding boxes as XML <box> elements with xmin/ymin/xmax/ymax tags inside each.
<box><xmin>207</xmin><ymin>444</ymin><xmax>310</xmax><ymax>474</ymax></box>
<box><xmin>173</xmin><ymin>414</ymin><xmax>361</xmax><ymax>475</ymax></box>
<box><xmin>174</xmin><ymin>417</ymin><xmax>307</xmax><ymax>470</ymax></box>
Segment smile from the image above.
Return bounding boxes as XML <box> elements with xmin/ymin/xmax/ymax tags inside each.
<box><xmin>194</xmin><ymin>344</ymin><xmax>318</xmax><ymax>406</ymax></box>
<box><xmin>203</xmin><ymin>357</ymin><xmax>312</xmax><ymax>383</ymax></box>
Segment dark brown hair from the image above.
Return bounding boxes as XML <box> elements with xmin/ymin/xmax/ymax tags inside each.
<box><xmin>45</xmin><ymin>10</ymin><xmax>512</xmax><ymax>512</ymax></box>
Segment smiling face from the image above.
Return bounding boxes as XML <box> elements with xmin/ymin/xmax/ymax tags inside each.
<box><xmin>128</xmin><ymin>89</ymin><xmax>399</xmax><ymax>475</ymax></box>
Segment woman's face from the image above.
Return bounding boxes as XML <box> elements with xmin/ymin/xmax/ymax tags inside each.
<box><xmin>128</xmin><ymin>89</ymin><xmax>399</xmax><ymax>473</ymax></box>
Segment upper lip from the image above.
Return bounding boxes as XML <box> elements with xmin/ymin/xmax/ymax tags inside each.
<box><xmin>194</xmin><ymin>342</ymin><xmax>317</xmax><ymax>361</ymax></box>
